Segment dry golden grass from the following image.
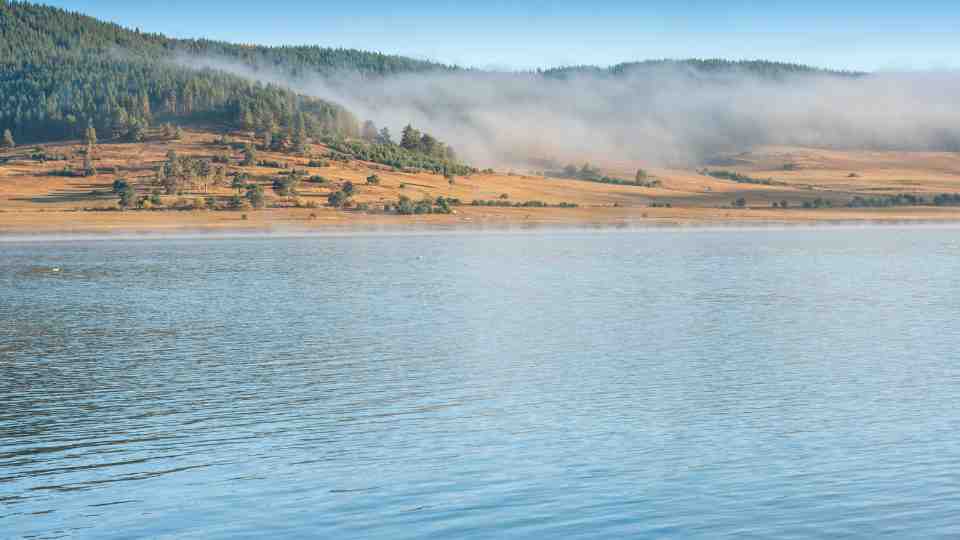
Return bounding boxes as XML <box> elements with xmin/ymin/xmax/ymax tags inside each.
<box><xmin>2</xmin><ymin>129</ymin><xmax>960</xmax><ymax>234</ymax></box>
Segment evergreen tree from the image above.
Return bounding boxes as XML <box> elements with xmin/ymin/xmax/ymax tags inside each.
<box><xmin>419</xmin><ymin>133</ymin><xmax>438</xmax><ymax>155</ymax></box>
<box><xmin>118</xmin><ymin>183</ymin><xmax>137</xmax><ymax>209</ymax></box>
<box><xmin>242</xmin><ymin>144</ymin><xmax>258</xmax><ymax>166</ymax></box>
<box><xmin>400</xmin><ymin>124</ymin><xmax>421</xmax><ymax>150</ymax></box>
<box><xmin>127</xmin><ymin>120</ymin><xmax>145</xmax><ymax>142</ymax></box>
<box><xmin>245</xmin><ymin>184</ymin><xmax>265</xmax><ymax>208</ymax></box>
<box><xmin>377</xmin><ymin>127</ymin><xmax>393</xmax><ymax>145</ymax></box>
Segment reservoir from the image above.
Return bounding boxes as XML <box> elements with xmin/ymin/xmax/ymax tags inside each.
<box><xmin>2</xmin><ymin>227</ymin><xmax>959</xmax><ymax>538</ymax></box>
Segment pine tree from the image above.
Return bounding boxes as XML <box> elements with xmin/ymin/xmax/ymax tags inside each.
<box><xmin>2</xmin><ymin>129</ymin><xmax>14</xmax><ymax>148</ymax></box>
<box><xmin>377</xmin><ymin>127</ymin><xmax>393</xmax><ymax>145</ymax></box>
<box><xmin>400</xmin><ymin>124</ymin><xmax>421</xmax><ymax>150</ymax></box>
<box><xmin>127</xmin><ymin>121</ymin><xmax>145</xmax><ymax>142</ymax></box>
<box><xmin>419</xmin><ymin>133</ymin><xmax>438</xmax><ymax>155</ymax></box>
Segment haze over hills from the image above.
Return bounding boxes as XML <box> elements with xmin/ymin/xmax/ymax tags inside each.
<box><xmin>2</xmin><ymin>1</ymin><xmax>959</xmax><ymax>170</ymax></box>
<box><xmin>3</xmin><ymin>3</ymin><xmax>858</xmax><ymax>156</ymax></box>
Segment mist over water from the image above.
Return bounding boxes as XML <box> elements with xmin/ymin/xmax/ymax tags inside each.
<box><xmin>182</xmin><ymin>55</ymin><xmax>960</xmax><ymax>167</ymax></box>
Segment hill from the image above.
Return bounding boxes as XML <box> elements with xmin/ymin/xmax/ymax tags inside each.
<box><xmin>1</xmin><ymin>1</ymin><xmax>858</xmax><ymax>150</ymax></box>
<box><xmin>0</xmin><ymin>1</ymin><xmax>452</xmax><ymax>145</ymax></box>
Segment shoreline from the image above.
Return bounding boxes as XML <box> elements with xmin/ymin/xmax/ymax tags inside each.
<box><xmin>5</xmin><ymin>206</ymin><xmax>960</xmax><ymax>239</ymax></box>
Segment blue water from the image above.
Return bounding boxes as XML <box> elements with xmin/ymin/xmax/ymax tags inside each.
<box><xmin>2</xmin><ymin>227</ymin><xmax>960</xmax><ymax>538</ymax></box>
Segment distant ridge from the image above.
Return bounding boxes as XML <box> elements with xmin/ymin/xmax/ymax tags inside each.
<box><xmin>1</xmin><ymin>1</ymin><xmax>859</xmax><ymax>145</ymax></box>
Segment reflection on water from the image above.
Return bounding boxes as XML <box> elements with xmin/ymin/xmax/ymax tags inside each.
<box><xmin>2</xmin><ymin>228</ymin><xmax>960</xmax><ymax>539</ymax></box>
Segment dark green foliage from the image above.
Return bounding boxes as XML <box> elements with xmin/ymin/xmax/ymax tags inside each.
<box><xmin>847</xmin><ymin>193</ymin><xmax>960</xmax><ymax>207</ymax></box>
<box><xmin>802</xmin><ymin>198</ymin><xmax>833</xmax><ymax>209</ymax></box>
<box><xmin>553</xmin><ymin>163</ymin><xmax>661</xmax><ymax>187</ymax></box>
<box><xmin>258</xmin><ymin>160</ymin><xmax>287</xmax><ymax>169</ymax></box>
<box><xmin>0</xmin><ymin>2</ymin><xmax>365</xmax><ymax>144</ymax></box>
<box><xmin>327</xmin><ymin>189</ymin><xmax>350</xmax><ymax>208</ymax></box>
<box><xmin>241</xmin><ymin>144</ymin><xmax>257</xmax><ymax>166</ymax></box>
<box><xmin>388</xmin><ymin>195</ymin><xmax>455</xmax><ymax>215</ymax></box>
<box><xmin>155</xmin><ymin>152</ymin><xmax>216</xmax><ymax>194</ymax></box>
<box><xmin>342</xmin><ymin>181</ymin><xmax>355</xmax><ymax>196</ymax></box>
<box><xmin>542</xmin><ymin>59</ymin><xmax>862</xmax><ymax>80</ymax></box>
<box><xmin>702</xmin><ymin>169</ymin><xmax>785</xmax><ymax>186</ymax></box>
<box><xmin>245</xmin><ymin>184</ymin><xmax>265</xmax><ymax>208</ymax></box>
<box><xmin>272</xmin><ymin>171</ymin><xmax>301</xmax><ymax>196</ymax></box>
<box><xmin>649</xmin><ymin>201</ymin><xmax>672</xmax><ymax>208</ymax></box>
<box><xmin>126</xmin><ymin>120</ymin><xmax>146</xmax><ymax>142</ymax></box>
<box><xmin>111</xmin><ymin>179</ymin><xmax>129</xmax><ymax>194</ymax></box>
<box><xmin>117</xmin><ymin>183</ymin><xmax>137</xmax><ymax>209</ymax></box>
<box><xmin>366</xmin><ymin>174</ymin><xmax>380</xmax><ymax>185</ymax></box>
<box><xmin>323</xmin><ymin>137</ymin><xmax>474</xmax><ymax>176</ymax></box>
<box><xmin>470</xmin><ymin>199</ymin><xmax>576</xmax><ymax>208</ymax></box>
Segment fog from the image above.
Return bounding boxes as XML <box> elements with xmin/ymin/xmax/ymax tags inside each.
<box><xmin>182</xmin><ymin>55</ymin><xmax>960</xmax><ymax>168</ymax></box>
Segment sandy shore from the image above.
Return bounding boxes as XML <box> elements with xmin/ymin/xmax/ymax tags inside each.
<box><xmin>4</xmin><ymin>205</ymin><xmax>960</xmax><ymax>236</ymax></box>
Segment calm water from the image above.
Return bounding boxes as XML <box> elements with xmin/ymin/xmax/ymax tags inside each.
<box><xmin>2</xmin><ymin>227</ymin><xmax>960</xmax><ymax>539</ymax></box>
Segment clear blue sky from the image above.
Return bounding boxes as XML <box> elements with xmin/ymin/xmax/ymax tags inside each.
<box><xmin>43</xmin><ymin>0</ymin><xmax>960</xmax><ymax>71</ymax></box>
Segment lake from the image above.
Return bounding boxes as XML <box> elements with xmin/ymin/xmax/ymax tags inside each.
<box><xmin>2</xmin><ymin>226</ymin><xmax>960</xmax><ymax>538</ymax></box>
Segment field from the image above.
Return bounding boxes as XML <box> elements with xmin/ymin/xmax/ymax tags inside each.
<box><xmin>3</xmin><ymin>129</ymin><xmax>960</xmax><ymax>234</ymax></box>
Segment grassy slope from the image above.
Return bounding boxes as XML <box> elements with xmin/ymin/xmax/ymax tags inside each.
<box><xmin>2</xmin><ymin>130</ymin><xmax>960</xmax><ymax>233</ymax></box>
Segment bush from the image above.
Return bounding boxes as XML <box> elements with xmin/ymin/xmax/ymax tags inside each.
<box><xmin>366</xmin><ymin>174</ymin><xmax>380</xmax><ymax>185</ymax></box>
<box><xmin>327</xmin><ymin>190</ymin><xmax>350</xmax><ymax>208</ymax></box>
<box><xmin>245</xmin><ymin>184</ymin><xmax>266</xmax><ymax>209</ymax></box>
<box><xmin>704</xmin><ymin>169</ymin><xmax>784</xmax><ymax>186</ymax></box>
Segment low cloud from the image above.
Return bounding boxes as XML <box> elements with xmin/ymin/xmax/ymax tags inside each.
<box><xmin>179</xmin><ymin>54</ymin><xmax>960</xmax><ymax>168</ymax></box>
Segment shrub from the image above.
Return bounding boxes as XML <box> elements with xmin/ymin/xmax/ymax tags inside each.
<box><xmin>245</xmin><ymin>184</ymin><xmax>265</xmax><ymax>209</ymax></box>
<box><xmin>327</xmin><ymin>190</ymin><xmax>350</xmax><ymax>208</ymax></box>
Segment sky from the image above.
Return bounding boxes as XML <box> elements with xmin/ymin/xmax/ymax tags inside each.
<box><xmin>43</xmin><ymin>0</ymin><xmax>960</xmax><ymax>72</ymax></box>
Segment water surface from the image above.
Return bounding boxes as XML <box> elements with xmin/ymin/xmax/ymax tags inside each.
<box><xmin>2</xmin><ymin>227</ymin><xmax>959</xmax><ymax>538</ymax></box>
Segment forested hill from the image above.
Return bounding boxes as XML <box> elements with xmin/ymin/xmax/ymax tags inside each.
<box><xmin>1</xmin><ymin>1</ymin><xmax>856</xmax><ymax>146</ymax></box>
<box><xmin>540</xmin><ymin>59</ymin><xmax>863</xmax><ymax>80</ymax></box>
<box><xmin>0</xmin><ymin>1</ymin><xmax>453</xmax><ymax>144</ymax></box>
